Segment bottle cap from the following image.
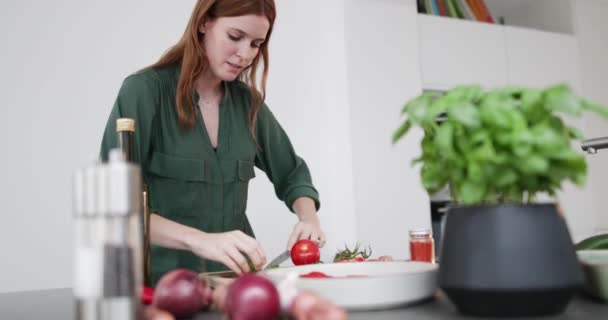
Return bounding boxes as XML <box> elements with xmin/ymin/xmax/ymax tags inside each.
<box><xmin>409</xmin><ymin>228</ymin><xmax>432</xmax><ymax>238</ymax></box>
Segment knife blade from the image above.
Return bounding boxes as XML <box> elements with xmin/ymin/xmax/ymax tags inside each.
<box><xmin>263</xmin><ymin>250</ymin><xmax>291</xmax><ymax>270</ymax></box>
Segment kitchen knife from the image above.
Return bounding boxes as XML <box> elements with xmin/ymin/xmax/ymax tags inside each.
<box><xmin>263</xmin><ymin>250</ymin><xmax>291</xmax><ymax>270</ymax></box>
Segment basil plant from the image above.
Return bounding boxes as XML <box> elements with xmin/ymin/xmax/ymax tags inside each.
<box><xmin>393</xmin><ymin>85</ymin><xmax>608</xmax><ymax>205</ymax></box>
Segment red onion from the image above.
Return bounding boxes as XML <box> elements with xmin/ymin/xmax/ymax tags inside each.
<box><xmin>226</xmin><ymin>274</ymin><xmax>281</xmax><ymax>320</ymax></box>
<box><xmin>153</xmin><ymin>269</ymin><xmax>212</xmax><ymax>318</ymax></box>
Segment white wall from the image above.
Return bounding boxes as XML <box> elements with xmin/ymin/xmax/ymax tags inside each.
<box><xmin>0</xmin><ymin>0</ymin><xmax>200</xmax><ymax>293</ymax></box>
<box><xmin>0</xmin><ymin>0</ymin><xmax>366</xmax><ymax>293</ymax></box>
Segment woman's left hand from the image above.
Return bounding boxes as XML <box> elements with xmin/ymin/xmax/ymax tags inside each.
<box><xmin>287</xmin><ymin>218</ymin><xmax>326</xmax><ymax>250</ymax></box>
<box><xmin>288</xmin><ymin>197</ymin><xmax>326</xmax><ymax>250</ymax></box>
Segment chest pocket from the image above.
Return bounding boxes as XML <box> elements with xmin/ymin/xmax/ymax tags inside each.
<box><xmin>147</xmin><ymin>151</ymin><xmax>209</xmax><ymax>218</ymax></box>
<box><xmin>236</xmin><ymin>160</ymin><xmax>256</xmax><ymax>214</ymax></box>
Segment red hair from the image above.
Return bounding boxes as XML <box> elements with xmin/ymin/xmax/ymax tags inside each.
<box><xmin>147</xmin><ymin>0</ymin><xmax>276</xmax><ymax>138</ymax></box>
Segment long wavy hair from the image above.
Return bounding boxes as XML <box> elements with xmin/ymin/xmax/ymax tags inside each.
<box><xmin>147</xmin><ymin>0</ymin><xmax>276</xmax><ymax>139</ymax></box>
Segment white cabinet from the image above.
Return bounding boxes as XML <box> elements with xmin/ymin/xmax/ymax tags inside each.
<box><xmin>505</xmin><ymin>26</ymin><xmax>582</xmax><ymax>92</ymax></box>
<box><xmin>417</xmin><ymin>15</ymin><xmax>582</xmax><ymax>92</ymax></box>
<box><xmin>418</xmin><ymin>15</ymin><xmax>508</xmax><ymax>90</ymax></box>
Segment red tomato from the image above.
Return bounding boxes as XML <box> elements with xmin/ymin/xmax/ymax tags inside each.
<box><xmin>300</xmin><ymin>271</ymin><xmax>331</xmax><ymax>278</ymax></box>
<box><xmin>291</xmin><ymin>240</ymin><xmax>321</xmax><ymax>265</ymax></box>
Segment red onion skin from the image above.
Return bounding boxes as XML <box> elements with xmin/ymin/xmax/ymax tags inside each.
<box><xmin>226</xmin><ymin>274</ymin><xmax>281</xmax><ymax>320</ymax></box>
<box><xmin>153</xmin><ymin>269</ymin><xmax>212</xmax><ymax>318</ymax></box>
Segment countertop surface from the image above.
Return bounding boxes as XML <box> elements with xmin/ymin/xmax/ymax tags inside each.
<box><xmin>1</xmin><ymin>288</ymin><xmax>608</xmax><ymax>319</ymax></box>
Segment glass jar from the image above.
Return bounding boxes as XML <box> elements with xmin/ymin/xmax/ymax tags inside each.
<box><xmin>409</xmin><ymin>229</ymin><xmax>435</xmax><ymax>263</ymax></box>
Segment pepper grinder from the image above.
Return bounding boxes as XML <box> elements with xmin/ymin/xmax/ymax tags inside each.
<box><xmin>73</xmin><ymin>166</ymin><xmax>105</xmax><ymax>320</ymax></box>
<box><xmin>73</xmin><ymin>149</ymin><xmax>143</xmax><ymax>320</ymax></box>
<box><xmin>101</xmin><ymin>149</ymin><xmax>143</xmax><ymax>320</ymax></box>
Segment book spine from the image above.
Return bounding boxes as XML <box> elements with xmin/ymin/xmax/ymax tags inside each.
<box><xmin>459</xmin><ymin>0</ymin><xmax>474</xmax><ymax>20</ymax></box>
<box><xmin>466</xmin><ymin>0</ymin><xmax>483</xmax><ymax>21</ymax></box>
<box><xmin>417</xmin><ymin>0</ymin><xmax>427</xmax><ymax>14</ymax></box>
<box><xmin>436</xmin><ymin>0</ymin><xmax>448</xmax><ymax>17</ymax></box>
<box><xmin>452</xmin><ymin>0</ymin><xmax>466</xmax><ymax>19</ymax></box>
<box><xmin>476</xmin><ymin>0</ymin><xmax>495</xmax><ymax>23</ymax></box>
<box><xmin>431</xmin><ymin>0</ymin><xmax>440</xmax><ymax>15</ymax></box>
<box><xmin>445</xmin><ymin>0</ymin><xmax>458</xmax><ymax>18</ymax></box>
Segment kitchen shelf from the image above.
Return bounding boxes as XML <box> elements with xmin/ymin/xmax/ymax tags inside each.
<box><xmin>418</xmin><ymin>0</ymin><xmax>574</xmax><ymax>35</ymax></box>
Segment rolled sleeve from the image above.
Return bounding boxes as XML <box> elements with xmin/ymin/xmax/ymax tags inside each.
<box><xmin>254</xmin><ymin>104</ymin><xmax>321</xmax><ymax>213</ymax></box>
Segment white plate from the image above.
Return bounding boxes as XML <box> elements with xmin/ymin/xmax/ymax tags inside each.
<box><xmin>262</xmin><ymin>261</ymin><xmax>438</xmax><ymax>310</ymax></box>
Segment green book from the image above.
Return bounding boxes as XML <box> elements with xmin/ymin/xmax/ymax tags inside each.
<box><xmin>445</xmin><ymin>0</ymin><xmax>458</xmax><ymax>18</ymax></box>
<box><xmin>425</xmin><ymin>0</ymin><xmax>434</xmax><ymax>15</ymax></box>
<box><xmin>451</xmin><ymin>0</ymin><xmax>466</xmax><ymax>19</ymax></box>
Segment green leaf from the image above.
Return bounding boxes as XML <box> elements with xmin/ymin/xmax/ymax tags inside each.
<box><xmin>401</xmin><ymin>91</ymin><xmax>440</xmax><ymax>116</ymax></box>
<box><xmin>511</xmin><ymin>130</ymin><xmax>534</xmax><ymax>157</ymax></box>
<box><xmin>468</xmin><ymin>130</ymin><xmax>496</xmax><ymax>161</ymax></box>
<box><xmin>392</xmin><ymin>120</ymin><xmax>412</xmax><ymax>144</ymax></box>
<box><xmin>568</xmin><ymin>126</ymin><xmax>584</xmax><ymax>140</ymax></box>
<box><xmin>421</xmin><ymin>135</ymin><xmax>438</xmax><ymax>156</ymax></box>
<box><xmin>446</xmin><ymin>85</ymin><xmax>484</xmax><ymax>101</ymax></box>
<box><xmin>448</xmin><ymin>102</ymin><xmax>481</xmax><ymax>128</ymax></box>
<box><xmin>457</xmin><ymin>181</ymin><xmax>486</xmax><ymax>204</ymax></box>
<box><xmin>543</xmin><ymin>84</ymin><xmax>582</xmax><ymax>116</ymax></box>
<box><xmin>405</xmin><ymin>97</ymin><xmax>429</xmax><ymax>125</ymax></box>
<box><xmin>582</xmin><ymin>99</ymin><xmax>608</xmax><ymax>118</ymax></box>
<box><xmin>531</xmin><ymin>123</ymin><xmax>566</xmax><ymax>153</ymax></box>
<box><xmin>517</xmin><ymin>153</ymin><xmax>549</xmax><ymax>175</ymax></box>
<box><xmin>421</xmin><ymin>162</ymin><xmax>447</xmax><ymax>193</ymax></box>
<box><xmin>467</xmin><ymin>161</ymin><xmax>484</xmax><ymax>182</ymax></box>
<box><xmin>520</xmin><ymin>89</ymin><xmax>545</xmax><ymax>122</ymax></box>
<box><xmin>573</xmin><ymin>171</ymin><xmax>587</xmax><ymax>186</ymax></box>
<box><xmin>424</xmin><ymin>98</ymin><xmax>449</xmax><ymax>125</ymax></box>
<box><xmin>480</xmin><ymin>97</ymin><xmax>514</xmax><ymax>129</ymax></box>
<box><xmin>494</xmin><ymin>168</ymin><xmax>518</xmax><ymax>187</ymax></box>
<box><xmin>435</xmin><ymin>122</ymin><xmax>454</xmax><ymax>155</ymax></box>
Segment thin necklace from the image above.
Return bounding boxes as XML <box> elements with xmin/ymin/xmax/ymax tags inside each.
<box><xmin>197</xmin><ymin>85</ymin><xmax>222</xmax><ymax>110</ymax></box>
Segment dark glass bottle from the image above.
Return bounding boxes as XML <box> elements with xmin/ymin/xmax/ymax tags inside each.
<box><xmin>116</xmin><ymin>118</ymin><xmax>135</xmax><ymax>162</ymax></box>
<box><xmin>116</xmin><ymin>118</ymin><xmax>151</xmax><ymax>287</ymax></box>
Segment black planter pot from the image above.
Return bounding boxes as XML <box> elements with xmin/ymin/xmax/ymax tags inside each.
<box><xmin>438</xmin><ymin>204</ymin><xmax>584</xmax><ymax>317</ymax></box>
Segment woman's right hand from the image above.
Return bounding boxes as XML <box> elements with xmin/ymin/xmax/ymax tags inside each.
<box><xmin>187</xmin><ymin>230</ymin><xmax>267</xmax><ymax>274</ymax></box>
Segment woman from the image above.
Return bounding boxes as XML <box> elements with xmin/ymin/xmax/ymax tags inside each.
<box><xmin>100</xmin><ymin>0</ymin><xmax>325</xmax><ymax>285</ymax></box>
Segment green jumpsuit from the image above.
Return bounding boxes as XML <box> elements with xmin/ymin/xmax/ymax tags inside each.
<box><xmin>100</xmin><ymin>65</ymin><xmax>320</xmax><ymax>285</ymax></box>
